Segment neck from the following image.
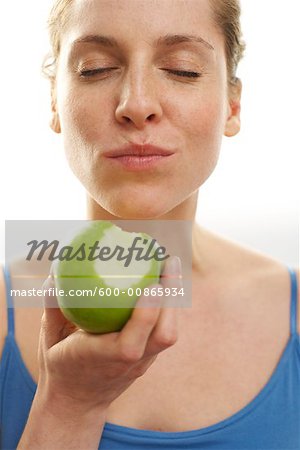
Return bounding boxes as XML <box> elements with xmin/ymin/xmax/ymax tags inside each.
<box><xmin>86</xmin><ymin>191</ymin><xmax>203</xmax><ymax>273</ymax></box>
<box><xmin>86</xmin><ymin>191</ymin><xmax>199</xmax><ymax>222</ymax></box>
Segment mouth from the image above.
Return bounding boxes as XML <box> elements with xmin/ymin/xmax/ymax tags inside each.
<box><xmin>103</xmin><ymin>144</ymin><xmax>175</xmax><ymax>171</ymax></box>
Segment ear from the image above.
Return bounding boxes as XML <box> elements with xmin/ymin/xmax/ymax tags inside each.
<box><xmin>50</xmin><ymin>79</ymin><xmax>61</xmax><ymax>134</ymax></box>
<box><xmin>224</xmin><ymin>78</ymin><xmax>242</xmax><ymax>137</ymax></box>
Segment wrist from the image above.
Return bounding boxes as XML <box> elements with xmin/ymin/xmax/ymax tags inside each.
<box><xmin>35</xmin><ymin>376</ymin><xmax>109</xmax><ymax>419</ymax></box>
<box><xmin>18</xmin><ymin>385</ymin><xmax>108</xmax><ymax>450</ymax></box>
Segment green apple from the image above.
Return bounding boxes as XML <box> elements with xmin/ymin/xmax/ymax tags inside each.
<box><xmin>53</xmin><ymin>221</ymin><xmax>164</xmax><ymax>333</ymax></box>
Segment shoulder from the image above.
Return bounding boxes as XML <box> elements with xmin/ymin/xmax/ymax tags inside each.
<box><xmin>293</xmin><ymin>269</ymin><xmax>300</xmax><ymax>334</ymax></box>
<box><xmin>9</xmin><ymin>257</ymin><xmax>46</xmax><ymax>335</ymax></box>
<box><xmin>194</xmin><ymin>226</ymin><xmax>299</xmax><ymax>334</ymax></box>
<box><xmin>0</xmin><ymin>259</ymin><xmax>46</xmax><ymax>378</ymax></box>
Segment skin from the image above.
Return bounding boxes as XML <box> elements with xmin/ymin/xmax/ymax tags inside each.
<box><xmin>51</xmin><ymin>0</ymin><xmax>242</xmax><ymax>227</ymax></box>
<box><xmin>1</xmin><ymin>2</ymin><xmax>298</xmax><ymax>444</ymax></box>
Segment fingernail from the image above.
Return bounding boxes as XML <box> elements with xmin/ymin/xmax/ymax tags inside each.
<box><xmin>42</xmin><ymin>275</ymin><xmax>54</xmax><ymax>291</ymax></box>
<box><xmin>169</xmin><ymin>256</ymin><xmax>182</xmax><ymax>274</ymax></box>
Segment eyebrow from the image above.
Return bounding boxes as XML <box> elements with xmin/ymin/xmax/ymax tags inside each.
<box><xmin>156</xmin><ymin>34</ymin><xmax>214</xmax><ymax>50</ymax></box>
<box><xmin>71</xmin><ymin>33</ymin><xmax>215</xmax><ymax>51</ymax></box>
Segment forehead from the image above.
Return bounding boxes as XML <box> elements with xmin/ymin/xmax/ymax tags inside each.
<box><xmin>63</xmin><ymin>0</ymin><xmax>219</xmax><ymax>49</ymax></box>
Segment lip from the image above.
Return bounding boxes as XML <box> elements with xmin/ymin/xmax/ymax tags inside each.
<box><xmin>103</xmin><ymin>144</ymin><xmax>175</xmax><ymax>171</ymax></box>
<box><xmin>103</xmin><ymin>144</ymin><xmax>175</xmax><ymax>158</ymax></box>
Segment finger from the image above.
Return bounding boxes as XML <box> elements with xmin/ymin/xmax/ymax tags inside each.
<box><xmin>41</xmin><ymin>276</ymin><xmax>78</xmax><ymax>349</ymax></box>
<box><xmin>144</xmin><ymin>255</ymin><xmax>183</xmax><ymax>357</ymax></box>
<box><xmin>160</xmin><ymin>255</ymin><xmax>183</xmax><ymax>292</ymax></box>
<box><xmin>116</xmin><ymin>285</ymin><xmax>164</xmax><ymax>362</ymax></box>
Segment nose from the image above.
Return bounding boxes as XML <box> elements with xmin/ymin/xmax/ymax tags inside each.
<box><xmin>115</xmin><ymin>68</ymin><xmax>163</xmax><ymax>129</ymax></box>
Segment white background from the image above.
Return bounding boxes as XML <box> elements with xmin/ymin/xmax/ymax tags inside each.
<box><xmin>0</xmin><ymin>1</ymin><xmax>299</xmax><ymax>266</ymax></box>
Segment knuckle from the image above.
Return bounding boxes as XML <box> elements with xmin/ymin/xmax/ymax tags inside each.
<box><xmin>118</xmin><ymin>345</ymin><xmax>143</xmax><ymax>364</ymax></box>
<box><xmin>131</xmin><ymin>356</ymin><xmax>157</xmax><ymax>379</ymax></box>
<box><xmin>131</xmin><ymin>364</ymin><xmax>148</xmax><ymax>379</ymax></box>
<box><xmin>157</xmin><ymin>330</ymin><xmax>178</xmax><ymax>347</ymax></box>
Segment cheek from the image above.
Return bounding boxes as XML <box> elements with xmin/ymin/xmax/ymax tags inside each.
<box><xmin>170</xmin><ymin>89</ymin><xmax>227</xmax><ymax>181</ymax></box>
<box><xmin>59</xmin><ymin>86</ymin><xmax>111</xmax><ymax>148</ymax></box>
<box><xmin>57</xmin><ymin>84</ymin><xmax>115</xmax><ymax>185</ymax></box>
<box><xmin>187</xmin><ymin>98</ymin><xmax>225</xmax><ymax>142</ymax></box>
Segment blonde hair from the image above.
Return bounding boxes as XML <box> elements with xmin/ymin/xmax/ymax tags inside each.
<box><xmin>209</xmin><ymin>0</ymin><xmax>245</xmax><ymax>84</ymax></box>
<box><xmin>43</xmin><ymin>0</ymin><xmax>245</xmax><ymax>84</ymax></box>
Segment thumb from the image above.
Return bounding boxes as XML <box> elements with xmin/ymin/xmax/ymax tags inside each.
<box><xmin>41</xmin><ymin>275</ymin><xmax>78</xmax><ymax>349</ymax></box>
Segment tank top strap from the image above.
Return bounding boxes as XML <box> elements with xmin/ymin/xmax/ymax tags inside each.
<box><xmin>288</xmin><ymin>267</ymin><xmax>298</xmax><ymax>336</ymax></box>
<box><xmin>2</xmin><ymin>265</ymin><xmax>15</xmax><ymax>337</ymax></box>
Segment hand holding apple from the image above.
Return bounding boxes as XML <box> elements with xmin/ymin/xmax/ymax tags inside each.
<box><xmin>38</xmin><ymin>255</ymin><xmax>182</xmax><ymax>414</ymax></box>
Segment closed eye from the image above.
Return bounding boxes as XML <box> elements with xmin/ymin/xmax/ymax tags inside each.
<box><xmin>163</xmin><ymin>69</ymin><xmax>202</xmax><ymax>79</ymax></box>
<box><xmin>78</xmin><ymin>67</ymin><xmax>202</xmax><ymax>79</ymax></box>
<box><xmin>79</xmin><ymin>67</ymin><xmax>117</xmax><ymax>77</ymax></box>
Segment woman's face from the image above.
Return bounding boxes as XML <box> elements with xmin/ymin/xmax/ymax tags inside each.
<box><xmin>53</xmin><ymin>0</ymin><xmax>240</xmax><ymax>219</ymax></box>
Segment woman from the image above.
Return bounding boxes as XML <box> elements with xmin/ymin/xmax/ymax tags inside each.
<box><xmin>0</xmin><ymin>0</ymin><xmax>299</xmax><ymax>449</ymax></box>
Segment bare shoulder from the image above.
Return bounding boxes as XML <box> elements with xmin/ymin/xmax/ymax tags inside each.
<box><xmin>293</xmin><ymin>269</ymin><xmax>300</xmax><ymax>334</ymax></box>
<box><xmin>195</xmin><ymin>226</ymin><xmax>299</xmax><ymax>334</ymax></box>
<box><xmin>1</xmin><ymin>259</ymin><xmax>47</xmax><ymax>382</ymax></box>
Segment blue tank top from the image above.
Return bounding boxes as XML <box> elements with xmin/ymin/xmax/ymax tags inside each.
<box><xmin>1</xmin><ymin>266</ymin><xmax>299</xmax><ymax>449</ymax></box>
